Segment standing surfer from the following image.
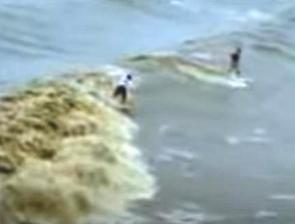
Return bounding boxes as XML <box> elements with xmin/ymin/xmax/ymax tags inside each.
<box><xmin>229</xmin><ymin>47</ymin><xmax>242</xmax><ymax>76</ymax></box>
<box><xmin>113</xmin><ymin>73</ymin><xmax>133</xmax><ymax>104</ymax></box>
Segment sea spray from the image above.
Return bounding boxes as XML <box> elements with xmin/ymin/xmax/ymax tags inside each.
<box><xmin>0</xmin><ymin>67</ymin><xmax>155</xmax><ymax>224</ymax></box>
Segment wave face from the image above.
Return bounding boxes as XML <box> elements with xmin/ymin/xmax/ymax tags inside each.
<box><xmin>0</xmin><ymin>67</ymin><xmax>155</xmax><ymax>224</ymax></box>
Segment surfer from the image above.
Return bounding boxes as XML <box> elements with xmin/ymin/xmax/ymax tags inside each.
<box><xmin>229</xmin><ymin>47</ymin><xmax>242</xmax><ymax>76</ymax></box>
<box><xmin>113</xmin><ymin>73</ymin><xmax>133</xmax><ymax>104</ymax></box>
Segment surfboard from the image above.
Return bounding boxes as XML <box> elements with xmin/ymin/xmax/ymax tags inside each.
<box><xmin>175</xmin><ymin>62</ymin><xmax>251</xmax><ymax>89</ymax></box>
<box><xmin>106</xmin><ymin>97</ymin><xmax>134</xmax><ymax>116</ymax></box>
<box><xmin>227</xmin><ymin>73</ymin><xmax>253</xmax><ymax>88</ymax></box>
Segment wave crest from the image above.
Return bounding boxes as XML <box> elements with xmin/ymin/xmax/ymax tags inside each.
<box><xmin>0</xmin><ymin>68</ymin><xmax>155</xmax><ymax>224</ymax></box>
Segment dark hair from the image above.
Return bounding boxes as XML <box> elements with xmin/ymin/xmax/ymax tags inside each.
<box><xmin>127</xmin><ymin>74</ymin><xmax>132</xmax><ymax>80</ymax></box>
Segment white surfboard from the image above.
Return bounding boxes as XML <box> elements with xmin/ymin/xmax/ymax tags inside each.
<box><xmin>175</xmin><ymin>62</ymin><xmax>251</xmax><ymax>89</ymax></box>
<box><xmin>184</xmin><ymin>70</ymin><xmax>251</xmax><ymax>89</ymax></box>
<box><xmin>227</xmin><ymin>73</ymin><xmax>253</xmax><ymax>88</ymax></box>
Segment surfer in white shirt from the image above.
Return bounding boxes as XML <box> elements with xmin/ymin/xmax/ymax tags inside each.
<box><xmin>113</xmin><ymin>73</ymin><xmax>133</xmax><ymax>104</ymax></box>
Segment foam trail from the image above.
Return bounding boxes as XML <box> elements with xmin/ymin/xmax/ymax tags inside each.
<box><xmin>125</xmin><ymin>51</ymin><xmax>249</xmax><ymax>89</ymax></box>
<box><xmin>0</xmin><ymin>67</ymin><xmax>155</xmax><ymax>224</ymax></box>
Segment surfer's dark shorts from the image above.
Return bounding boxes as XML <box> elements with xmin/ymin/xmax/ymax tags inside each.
<box><xmin>113</xmin><ymin>85</ymin><xmax>127</xmax><ymax>103</ymax></box>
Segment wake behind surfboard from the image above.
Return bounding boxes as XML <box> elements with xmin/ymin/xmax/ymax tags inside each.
<box><xmin>175</xmin><ymin>59</ymin><xmax>252</xmax><ymax>89</ymax></box>
<box><xmin>126</xmin><ymin>51</ymin><xmax>252</xmax><ymax>89</ymax></box>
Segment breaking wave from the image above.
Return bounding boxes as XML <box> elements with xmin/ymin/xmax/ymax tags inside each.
<box><xmin>0</xmin><ymin>66</ymin><xmax>155</xmax><ymax>224</ymax></box>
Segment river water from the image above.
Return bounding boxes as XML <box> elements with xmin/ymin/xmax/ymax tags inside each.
<box><xmin>0</xmin><ymin>0</ymin><xmax>295</xmax><ymax>224</ymax></box>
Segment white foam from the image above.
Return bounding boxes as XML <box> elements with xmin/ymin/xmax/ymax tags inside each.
<box><xmin>248</xmin><ymin>9</ymin><xmax>272</xmax><ymax>21</ymax></box>
<box><xmin>164</xmin><ymin>147</ymin><xmax>198</xmax><ymax>161</ymax></box>
<box><xmin>157</xmin><ymin>209</ymin><xmax>225</xmax><ymax>224</ymax></box>
<box><xmin>235</xmin><ymin>9</ymin><xmax>271</xmax><ymax>22</ymax></box>
<box><xmin>187</xmin><ymin>71</ymin><xmax>250</xmax><ymax>89</ymax></box>
<box><xmin>157</xmin><ymin>154</ymin><xmax>174</xmax><ymax>162</ymax></box>
<box><xmin>269</xmin><ymin>194</ymin><xmax>295</xmax><ymax>201</ymax></box>
<box><xmin>100</xmin><ymin>64</ymin><xmax>132</xmax><ymax>78</ymax></box>
<box><xmin>245</xmin><ymin>136</ymin><xmax>271</xmax><ymax>144</ymax></box>
<box><xmin>253</xmin><ymin>128</ymin><xmax>267</xmax><ymax>135</ymax></box>
<box><xmin>254</xmin><ymin>210</ymin><xmax>277</xmax><ymax>218</ymax></box>
<box><xmin>190</xmin><ymin>52</ymin><xmax>213</xmax><ymax>60</ymax></box>
<box><xmin>157</xmin><ymin>147</ymin><xmax>199</xmax><ymax>165</ymax></box>
<box><xmin>212</xmin><ymin>76</ymin><xmax>248</xmax><ymax>88</ymax></box>
<box><xmin>170</xmin><ymin>0</ymin><xmax>184</xmax><ymax>7</ymax></box>
<box><xmin>226</xmin><ymin>134</ymin><xmax>271</xmax><ymax>145</ymax></box>
<box><xmin>226</xmin><ymin>136</ymin><xmax>240</xmax><ymax>145</ymax></box>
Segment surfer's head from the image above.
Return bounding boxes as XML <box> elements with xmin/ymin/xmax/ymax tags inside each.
<box><xmin>127</xmin><ymin>74</ymin><xmax>132</xmax><ymax>80</ymax></box>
